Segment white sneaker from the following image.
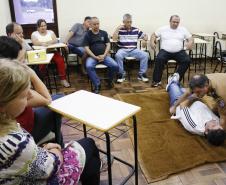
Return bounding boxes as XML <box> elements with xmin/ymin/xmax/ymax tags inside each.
<box><xmin>151</xmin><ymin>81</ymin><xmax>162</xmax><ymax>87</ymax></box>
<box><xmin>117</xmin><ymin>78</ymin><xmax>125</xmax><ymax>83</ymax></box>
<box><xmin>171</xmin><ymin>73</ymin><xmax>180</xmax><ymax>83</ymax></box>
<box><xmin>117</xmin><ymin>74</ymin><xmax>126</xmax><ymax>83</ymax></box>
<box><xmin>61</xmin><ymin>80</ymin><xmax>70</xmax><ymax>88</ymax></box>
<box><xmin>138</xmin><ymin>73</ymin><xmax>149</xmax><ymax>82</ymax></box>
<box><xmin>166</xmin><ymin>73</ymin><xmax>180</xmax><ymax>91</ymax></box>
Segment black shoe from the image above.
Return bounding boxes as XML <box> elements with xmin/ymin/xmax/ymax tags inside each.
<box><xmin>93</xmin><ymin>84</ymin><xmax>101</xmax><ymax>94</ymax></box>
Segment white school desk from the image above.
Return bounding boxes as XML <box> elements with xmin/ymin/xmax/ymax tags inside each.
<box><xmin>192</xmin><ymin>38</ymin><xmax>210</xmax><ymax>74</ymax></box>
<box><xmin>193</xmin><ymin>33</ymin><xmax>216</xmax><ymax>58</ymax></box>
<box><xmin>32</xmin><ymin>43</ymin><xmax>67</xmax><ymax>50</ymax></box>
<box><xmin>193</xmin><ymin>33</ymin><xmax>215</xmax><ymax>38</ymax></box>
<box><xmin>32</xmin><ymin>43</ymin><xmax>69</xmax><ymax>93</ymax></box>
<box><xmin>48</xmin><ymin>90</ymin><xmax>141</xmax><ymax>185</ymax></box>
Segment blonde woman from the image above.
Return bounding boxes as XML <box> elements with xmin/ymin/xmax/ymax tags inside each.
<box><xmin>0</xmin><ymin>59</ymin><xmax>100</xmax><ymax>185</ymax></box>
<box><xmin>0</xmin><ymin>36</ymin><xmax>63</xmax><ymax>146</ymax></box>
<box><xmin>31</xmin><ymin>19</ymin><xmax>70</xmax><ymax>88</ymax></box>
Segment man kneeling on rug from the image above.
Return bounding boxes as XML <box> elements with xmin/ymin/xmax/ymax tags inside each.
<box><xmin>166</xmin><ymin>73</ymin><xmax>226</xmax><ymax>146</ymax></box>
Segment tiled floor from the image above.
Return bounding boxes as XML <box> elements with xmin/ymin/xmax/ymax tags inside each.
<box><xmin>54</xmin><ymin>59</ymin><xmax>226</xmax><ymax>185</ymax></box>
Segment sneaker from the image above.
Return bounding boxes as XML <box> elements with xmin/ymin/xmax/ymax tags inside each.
<box><xmin>100</xmin><ymin>155</ymin><xmax>114</xmax><ymax>173</ymax></box>
<box><xmin>117</xmin><ymin>74</ymin><xmax>126</xmax><ymax>83</ymax></box>
<box><xmin>165</xmin><ymin>73</ymin><xmax>180</xmax><ymax>91</ymax></box>
<box><xmin>151</xmin><ymin>81</ymin><xmax>162</xmax><ymax>87</ymax></box>
<box><xmin>61</xmin><ymin>80</ymin><xmax>70</xmax><ymax>88</ymax></box>
<box><xmin>138</xmin><ymin>73</ymin><xmax>149</xmax><ymax>82</ymax></box>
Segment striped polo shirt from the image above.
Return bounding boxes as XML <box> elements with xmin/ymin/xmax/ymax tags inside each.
<box><xmin>118</xmin><ymin>27</ymin><xmax>143</xmax><ymax>49</ymax></box>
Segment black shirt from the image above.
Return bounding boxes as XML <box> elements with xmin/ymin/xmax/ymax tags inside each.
<box><xmin>83</xmin><ymin>30</ymin><xmax>110</xmax><ymax>56</ymax></box>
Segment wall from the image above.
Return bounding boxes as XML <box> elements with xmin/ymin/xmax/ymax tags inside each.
<box><xmin>56</xmin><ymin>0</ymin><xmax>226</xmax><ymax>39</ymax></box>
<box><xmin>0</xmin><ymin>0</ymin><xmax>11</xmax><ymax>35</ymax></box>
<box><xmin>1</xmin><ymin>0</ymin><xmax>226</xmax><ymax>39</ymax></box>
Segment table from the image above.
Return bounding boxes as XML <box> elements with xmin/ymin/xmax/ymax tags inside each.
<box><xmin>191</xmin><ymin>38</ymin><xmax>210</xmax><ymax>74</ymax></box>
<box><xmin>221</xmin><ymin>33</ymin><xmax>226</xmax><ymax>39</ymax></box>
<box><xmin>193</xmin><ymin>33</ymin><xmax>215</xmax><ymax>38</ymax></box>
<box><xmin>48</xmin><ymin>90</ymin><xmax>141</xmax><ymax>185</ymax></box>
<box><xmin>32</xmin><ymin>42</ymin><xmax>70</xmax><ymax>90</ymax></box>
<box><xmin>193</xmin><ymin>33</ymin><xmax>216</xmax><ymax>58</ymax></box>
<box><xmin>26</xmin><ymin>53</ymin><xmax>55</xmax><ymax>93</ymax></box>
<box><xmin>32</xmin><ymin>43</ymin><xmax>67</xmax><ymax>50</ymax></box>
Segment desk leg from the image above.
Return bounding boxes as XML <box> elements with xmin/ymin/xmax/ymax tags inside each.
<box><xmin>133</xmin><ymin>116</ymin><xmax>138</xmax><ymax>185</ymax></box>
<box><xmin>105</xmin><ymin>132</ymin><xmax>112</xmax><ymax>185</ymax></box>
<box><xmin>195</xmin><ymin>44</ymin><xmax>198</xmax><ymax>72</ymax></box>
<box><xmin>204</xmin><ymin>44</ymin><xmax>207</xmax><ymax>74</ymax></box>
<box><xmin>83</xmin><ymin>124</ymin><xmax>87</xmax><ymax>138</ymax></box>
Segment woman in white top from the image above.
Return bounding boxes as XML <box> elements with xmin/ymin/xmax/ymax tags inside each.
<box><xmin>31</xmin><ymin>19</ymin><xmax>70</xmax><ymax>88</ymax></box>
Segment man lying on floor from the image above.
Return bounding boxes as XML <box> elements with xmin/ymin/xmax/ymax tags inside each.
<box><xmin>166</xmin><ymin>73</ymin><xmax>226</xmax><ymax>146</ymax></box>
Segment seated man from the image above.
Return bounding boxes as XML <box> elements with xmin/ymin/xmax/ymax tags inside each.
<box><xmin>113</xmin><ymin>13</ymin><xmax>149</xmax><ymax>83</ymax></box>
<box><xmin>64</xmin><ymin>16</ymin><xmax>91</xmax><ymax>74</ymax></box>
<box><xmin>6</xmin><ymin>22</ymin><xmax>32</xmax><ymax>62</ymax></box>
<box><xmin>0</xmin><ymin>36</ymin><xmax>64</xmax><ymax>147</ymax></box>
<box><xmin>151</xmin><ymin>15</ymin><xmax>193</xmax><ymax>87</ymax></box>
<box><xmin>6</xmin><ymin>22</ymin><xmax>43</xmax><ymax>78</ymax></box>
<box><xmin>64</xmin><ymin>16</ymin><xmax>91</xmax><ymax>58</ymax></box>
<box><xmin>83</xmin><ymin>17</ymin><xmax>119</xmax><ymax>94</ymax></box>
<box><xmin>166</xmin><ymin>73</ymin><xmax>225</xmax><ymax>146</ymax></box>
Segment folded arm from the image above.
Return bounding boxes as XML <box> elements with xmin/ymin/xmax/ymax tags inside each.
<box><xmin>26</xmin><ymin>66</ymin><xmax>52</xmax><ymax>107</ymax></box>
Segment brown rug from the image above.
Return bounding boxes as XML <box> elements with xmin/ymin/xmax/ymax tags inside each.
<box><xmin>116</xmin><ymin>90</ymin><xmax>226</xmax><ymax>183</ymax></box>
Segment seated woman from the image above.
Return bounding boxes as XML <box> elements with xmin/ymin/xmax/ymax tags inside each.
<box><xmin>0</xmin><ymin>59</ymin><xmax>100</xmax><ymax>185</ymax></box>
<box><xmin>31</xmin><ymin>19</ymin><xmax>70</xmax><ymax>88</ymax></box>
<box><xmin>0</xmin><ymin>36</ymin><xmax>63</xmax><ymax>146</ymax></box>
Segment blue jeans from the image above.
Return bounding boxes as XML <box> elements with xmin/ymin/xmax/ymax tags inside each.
<box><xmin>115</xmin><ymin>48</ymin><xmax>148</xmax><ymax>75</ymax></box>
<box><xmin>167</xmin><ymin>81</ymin><xmax>186</xmax><ymax>106</ymax></box>
<box><xmin>68</xmin><ymin>44</ymin><xmax>85</xmax><ymax>57</ymax></box>
<box><xmin>32</xmin><ymin>94</ymin><xmax>64</xmax><ymax>147</ymax></box>
<box><xmin>86</xmin><ymin>56</ymin><xmax>119</xmax><ymax>87</ymax></box>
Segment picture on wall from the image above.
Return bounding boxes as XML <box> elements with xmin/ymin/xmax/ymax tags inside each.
<box><xmin>12</xmin><ymin>0</ymin><xmax>54</xmax><ymax>24</ymax></box>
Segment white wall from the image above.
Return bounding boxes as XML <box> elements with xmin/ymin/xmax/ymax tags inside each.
<box><xmin>1</xmin><ymin>0</ymin><xmax>226</xmax><ymax>39</ymax></box>
<box><xmin>0</xmin><ymin>0</ymin><xmax>11</xmax><ymax>35</ymax></box>
<box><xmin>56</xmin><ymin>0</ymin><xmax>226</xmax><ymax>39</ymax></box>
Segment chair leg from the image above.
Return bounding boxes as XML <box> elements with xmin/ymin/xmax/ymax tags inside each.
<box><xmin>166</xmin><ymin>63</ymin><xmax>169</xmax><ymax>80</ymax></box>
<box><xmin>213</xmin><ymin>60</ymin><xmax>220</xmax><ymax>73</ymax></box>
<box><xmin>220</xmin><ymin>62</ymin><xmax>223</xmax><ymax>72</ymax></box>
<box><xmin>187</xmin><ymin>64</ymin><xmax>191</xmax><ymax>81</ymax></box>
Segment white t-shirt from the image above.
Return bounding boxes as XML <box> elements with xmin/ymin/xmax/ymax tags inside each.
<box><xmin>31</xmin><ymin>30</ymin><xmax>54</xmax><ymax>43</ymax></box>
<box><xmin>171</xmin><ymin>101</ymin><xmax>219</xmax><ymax>135</ymax></box>
<box><xmin>155</xmin><ymin>25</ymin><xmax>192</xmax><ymax>53</ymax></box>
